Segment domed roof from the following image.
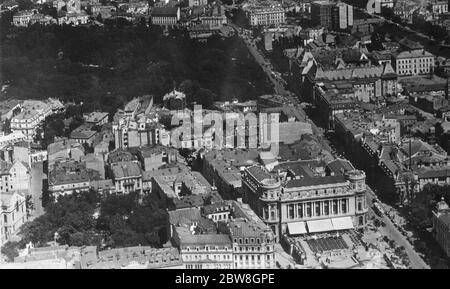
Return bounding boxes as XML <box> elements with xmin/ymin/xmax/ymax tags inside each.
<box><xmin>437</xmin><ymin>197</ymin><xmax>449</xmax><ymax>211</ymax></box>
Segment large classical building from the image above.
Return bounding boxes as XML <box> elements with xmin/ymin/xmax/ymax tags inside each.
<box><xmin>242</xmin><ymin>165</ymin><xmax>368</xmax><ymax>239</ymax></box>
<box><xmin>392</xmin><ymin>48</ymin><xmax>435</xmax><ymax>76</ymax></box>
<box><xmin>150</xmin><ymin>7</ymin><xmax>180</xmax><ymax>26</ymax></box>
<box><xmin>245</xmin><ymin>6</ymin><xmax>285</xmax><ymax>27</ymax></box>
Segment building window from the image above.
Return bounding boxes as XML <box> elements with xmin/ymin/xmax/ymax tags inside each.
<box><xmin>357</xmin><ymin>197</ymin><xmax>363</xmax><ymax>211</ymax></box>
<box><xmin>297</xmin><ymin>204</ymin><xmax>303</xmax><ymax>218</ymax></box>
<box><xmin>315</xmin><ymin>202</ymin><xmax>321</xmax><ymax>216</ymax></box>
<box><xmin>359</xmin><ymin>216</ymin><xmax>364</xmax><ymax>226</ymax></box>
<box><xmin>342</xmin><ymin>199</ymin><xmax>347</xmax><ymax>214</ymax></box>
<box><xmin>333</xmin><ymin>200</ymin><xmax>338</xmax><ymax>214</ymax></box>
<box><xmin>288</xmin><ymin>205</ymin><xmax>295</xmax><ymax>219</ymax></box>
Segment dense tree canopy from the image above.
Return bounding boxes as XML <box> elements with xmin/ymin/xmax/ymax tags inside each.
<box><xmin>1</xmin><ymin>22</ymin><xmax>273</xmax><ymax>112</ymax></box>
<box><xmin>16</xmin><ymin>190</ymin><xmax>168</xmax><ymax>250</ymax></box>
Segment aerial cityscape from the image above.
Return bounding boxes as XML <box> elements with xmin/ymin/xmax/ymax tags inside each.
<box><xmin>0</xmin><ymin>0</ymin><xmax>450</xmax><ymax>272</ymax></box>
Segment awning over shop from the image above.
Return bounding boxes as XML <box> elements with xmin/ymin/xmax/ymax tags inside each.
<box><xmin>331</xmin><ymin>216</ymin><xmax>354</xmax><ymax>231</ymax></box>
<box><xmin>287</xmin><ymin>222</ymin><xmax>307</xmax><ymax>235</ymax></box>
<box><xmin>306</xmin><ymin>219</ymin><xmax>334</xmax><ymax>233</ymax></box>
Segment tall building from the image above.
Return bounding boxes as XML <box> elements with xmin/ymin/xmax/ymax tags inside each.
<box><xmin>311</xmin><ymin>1</ymin><xmax>353</xmax><ymax>30</ymax></box>
<box><xmin>432</xmin><ymin>198</ymin><xmax>450</xmax><ymax>258</ymax></box>
<box><xmin>333</xmin><ymin>2</ymin><xmax>353</xmax><ymax>30</ymax></box>
<box><xmin>311</xmin><ymin>1</ymin><xmax>333</xmax><ymax>29</ymax></box>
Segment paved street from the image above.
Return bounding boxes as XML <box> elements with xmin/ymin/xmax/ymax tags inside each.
<box><xmin>365</xmin><ymin>188</ymin><xmax>429</xmax><ymax>269</ymax></box>
<box><xmin>30</xmin><ymin>162</ymin><xmax>46</xmax><ymax>220</ymax></box>
<box><xmin>232</xmin><ymin>24</ymin><xmax>334</xmax><ymax>153</ymax></box>
<box><xmin>236</xmin><ymin>26</ymin><xmax>287</xmax><ymax>96</ymax></box>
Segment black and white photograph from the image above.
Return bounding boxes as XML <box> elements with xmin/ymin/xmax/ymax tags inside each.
<box><xmin>0</xmin><ymin>0</ymin><xmax>448</xmax><ymax>279</ymax></box>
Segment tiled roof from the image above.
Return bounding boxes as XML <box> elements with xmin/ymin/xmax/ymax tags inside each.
<box><xmin>285</xmin><ymin>175</ymin><xmax>346</xmax><ymax>188</ymax></box>
<box><xmin>179</xmin><ymin>233</ymin><xmax>232</xmax><ymax>247</ymax></box>
<box><xmin>168</xmin><ymin>207</ymin><xmax>201</xmax><ymax>226</ymax></box>
<box><xmin>111</xmin><ymin>161</ymin><xmax>141</xmax><ymax>179</ymax></box>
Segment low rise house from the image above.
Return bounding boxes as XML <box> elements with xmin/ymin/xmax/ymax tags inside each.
<box><xmin>70</xmin><ymin>124</ymin><xmax>98</xmax><ymax>146</ymax></box>
<box><xmin>48</xmin><ymin>161</ymin><xmax>100</xmax><ymax>197</ymax></box>
<box><xmin>111</xmin><ymin>161</ymin><xmax>142</xmax><ymax>194</ymax></box>
<box><xmin>47</xmin><ymin>138</ymin><xmax>85</xmax><ymax>167</ymax></box>
<box><xmin>83</xmin><ymin>111</ymin><xmax>109</xmax><ymax>126</ymax></box>
<box><xmin>136</xmin><ymin>145</ymin><xmax>181</xmax><ymax>171</ymax></box>
<box><xmin>1</xmin><ymin>191</ymin><xmax>27</xmax><ymax>241</ymax></box>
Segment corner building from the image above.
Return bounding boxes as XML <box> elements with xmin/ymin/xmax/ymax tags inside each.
<box><xmin>242</xmin><ymin>166</ymin><xmax>368</xmax><ymax>239</ymax></box>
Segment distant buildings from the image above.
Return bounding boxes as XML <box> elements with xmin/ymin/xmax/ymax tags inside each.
<box><xmin>55</xmin><ymin>0</ymin><xmax>89</xmax><ymax>25</ymax></box>
<box><xmin>429</xmin><ymin>0</ymin><xmax>448</xmax><ymax>15</ymax></box>
<box><xmin>12</xmin><ymin>9</ymin><xmax>56</xmax><ymax>26</ymax></box>
<box><xmin>188</xmin><ymin>0</ymin><xmax>207</xmax><ymax>7</ymax></box>
<box><xmin>335</xmin><ymin>107</ymin><xmax>450</xmax><ymax>203</ymax></box>
<box><xmin>5</xmin><ymin>245</ymin><xmax>183</xmax><ymax>269</ymax></box>
<box><xmin>432</xmin><ymin>198</ymin><xmax>450</xmax><ymax>258</ymax></box>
